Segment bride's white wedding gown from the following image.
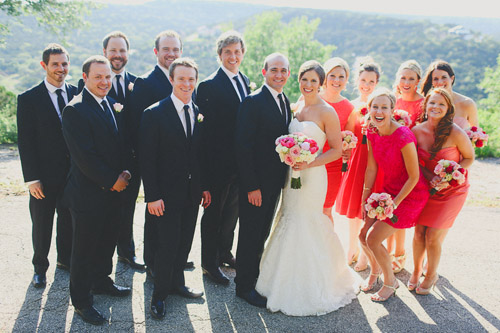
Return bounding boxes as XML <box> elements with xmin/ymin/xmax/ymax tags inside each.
<box><xmin>255</xmin><ymin>119</ymin><xmax>359</xmax><ymax>316</ymax></box>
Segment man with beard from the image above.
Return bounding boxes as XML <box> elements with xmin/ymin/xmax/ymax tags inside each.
<box><xmin>17</xmin><ymin>43</ymin><xmax>77</xmax><ymax>288</ymax></box>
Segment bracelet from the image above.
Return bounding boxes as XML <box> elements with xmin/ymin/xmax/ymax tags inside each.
<box><xmin>363</xmin><ymin>187</ymin><xmax>371</xmax><ymax>191</ymax></box>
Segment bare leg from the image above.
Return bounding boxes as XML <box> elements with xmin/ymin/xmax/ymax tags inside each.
<box><xmin>347</xmin><ymin>217</ymin><xmax>361</xmax><ymax>264</ymax></box>
<box><xmin>358</xmin><ymin>220</ymin><xmax>381</xmax><ymax>290</ymax></box>
<box><xmin>351</xmin><ymin>217</ymin><xmax>368</xmax><ymax>271</ymax></box>
<box><xmin>419</xmin><ymin>227</ymin><xmax>449</xmax><ymax>290</ymax></box>
<box><xmin>409</xmin><ymin>225</ymin><xmax>426</xmax><ymax>289</ymax></box>
<box><xmin>386</xmin><ymin>233</ymin><xmax>395</xmax><ymax>255</ymax></box>
<box><xmin>323</xmin><ymin>207</ymin><xmax>333</xmax><ymax>224</ymax></box>
<box><xmin>391</xmin><ymin>229</ymin><xmax>407</xmax><ymax>273</ymax></box>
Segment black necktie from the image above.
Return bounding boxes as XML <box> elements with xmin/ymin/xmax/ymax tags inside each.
<box><xmin>55</xmin><ymin>88</ymin><xmax>65</xmax><ymax>121</ymax></box>
<box><xmin>233</xmin><ymin>75</ymin><xmax>246</xmax><ymax>102</ymax></box>
<box><xmin>115</xmin><ymin>74</ymin><xmax>125</xmax><ymax>102</ymax></box>
<box><xmin>278</xmin><ymin>93</ymin><xmax>287</xmax><ymax>124</ymax></box>
<box><xmin>183</xmin><ymin>105</ymin><xmax>192</xmax><ymax>141</ymax></box>
<box><xmin>101</xmin><ymin>100</ymin><xmax>118</xmax><ymax>133</ymax></box>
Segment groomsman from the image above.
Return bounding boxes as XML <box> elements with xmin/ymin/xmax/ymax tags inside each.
<box><xmin>197</xmin><ymin>31</ymin><xmax>250</xmax><ymax>285</ymax></box>
<box><xmin>139</xmin><ymin>58</ymin><xmax>211</xmax><ymax>319</ymax></box>
<box><xmin>17</xmin><ymin>43</ymin><xmax>77</xmax><ymax>288</ymax></box>
<box><xmin>78</xmin><ymin>31</ymin><xmax>143</xmax><ymax>270</ymax></box>
<box><xmin>128</xmin><ymin>30</ymin><xmax>191</xmax><ymax>275</ymax></box>
<box><xmin>235</xmin><ymin>53</ymin><xmax>291</xmax><ymax>308</ymax></box>
<box><xmin>62</xmin><ymin>56</ymin><xmax>132</xmax><ymax>325</ymax></box>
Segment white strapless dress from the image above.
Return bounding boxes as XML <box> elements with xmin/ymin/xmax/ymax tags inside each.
<box><xmin>255</xmin><ymin>119</ymin><xmax>359</xmax><ymax>316</ymax></box>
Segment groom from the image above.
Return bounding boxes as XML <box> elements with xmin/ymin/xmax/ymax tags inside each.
<box><xmin>234</xmin><ymin>53</ymin><xmax>291</xmax><ymax>308</ymax></box>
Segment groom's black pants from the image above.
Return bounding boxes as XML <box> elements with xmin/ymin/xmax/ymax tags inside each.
<box><xmin>235</xmin><ymin>186</ymin><xmax>281</xmax><ymax>293</ymax></box>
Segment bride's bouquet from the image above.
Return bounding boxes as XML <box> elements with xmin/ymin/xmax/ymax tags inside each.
<box><xmin>341</xmin><ymin>130</ymin><xmax>358</xmax><ymax>172</ymax></box>
<box><xmin>465</xmin><ymin>126</ymin><xmax>489</xmax><ymax>148</ymax></box>
<box><xmin>429</xmin><ymin>159</ymin><xmax>466</xmax><ymax>195</ymax></box>
<box><xmin>365</xmin><ymin>192</ymin><xmax>398</xmax><ymax>223</ymax></box>
<box><xmin>392</xmin><ymin>109</ymin><xmax>412</xmax><ymax>127</ymax></box>
<box><xmin>275</xmin><ymin>132</ymin><xmax>319</xmax><ymax>189</ymax></box>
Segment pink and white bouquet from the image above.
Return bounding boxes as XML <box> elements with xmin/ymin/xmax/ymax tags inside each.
<box><xmin>466</xmin><ymin>126</ymin><xmax>489</xmax><ymax>148</ymax></box>
<box><xmin>364</xmin><ymin>192</ymin><xmax>398</xmax><ymax>223</ymax></box>
<box><xmin>341</xmin><ymin>130</ymin><xmax>358</xmax><ymax>171</ymax></box>
<box><xmin>393</xmin><ymin>109</ymin><xmax>412</xmax><ymax>127</ymax></box>
<box><xmin>429</xmin><ymin>159</ymin><xmax>466</xmax><ymax>195</ymax></box>
<box><xmin>275</xmin><ymin>132</ymin><xmax>319</xmax><ymax>189</ymax></box>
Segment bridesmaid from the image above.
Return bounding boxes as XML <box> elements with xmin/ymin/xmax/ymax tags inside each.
<box><xmin>387</xmin><ymin>60</ymin><xmax>425</xmax><ymax>274</ymax></box>
<box><xmin>421</xmin><ymin>60</ymin><xmax>478</xmax><ymax>129</ymax></box>
<box><xmin>336</xmin><ymin>59</ymin><xmax>381</xmax><ymax>269</ymax></box>
<box><xmin>409</xmin><ymin>88</ymin><xmax>474</xmax><ymax>294</ymax></box>
<box><xmin>320</xmin><ymin>58</ymin><xmax>354</xmax><ymax>226</ymax></box>
<box><xmin>359</xmin><ymin>88</ymin><xmax>428</xmax><ymax>302</ymax></box>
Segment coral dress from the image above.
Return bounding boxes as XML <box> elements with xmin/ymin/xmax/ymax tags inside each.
<box><xmin>322</xmin><ymin>98</ymin><xmax>353</xmax><ymax>208</ymax></box>
<box><xmin>395</xmin><ymin>98</ymin><xmax>424</xmax><ymax>128</ymax></box>
<box><xmin>367</xmin><ymin>126</ymin><xmax>429</xmax><ymax>228</ymax></box>
<box><xmin>335</xmin><ymin>110</ymin><xmax>383</xmax><ymax>219</ymax></box>
<box><xmin>417</xmin><ymin>147</ymin><xmax>469</xmax><ymax>229</ymax></box>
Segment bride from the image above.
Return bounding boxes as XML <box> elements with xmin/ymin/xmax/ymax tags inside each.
<box><xmin>255</xmin><ymin>61</ymin><xmax>359</xmax><ymax>316</ymax></box>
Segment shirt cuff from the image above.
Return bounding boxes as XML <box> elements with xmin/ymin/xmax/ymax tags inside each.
<box><xmin>26</xmin><ymin>180</ymin><xmax>41</xmax><ymax>186</ymax></box>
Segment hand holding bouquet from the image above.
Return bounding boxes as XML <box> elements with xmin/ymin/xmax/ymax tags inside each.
<box><xmin>358</xmin><ymin>106</ymin><xmax>369</xmax><ymax>144</ymax></box>
<box><xmin>429</xmin><ymin>159</ymin><xmax>466</xmax><ymax>195</ymax></box>
<box><xmin>393</xmin><ymin>109</ymin><xmax>412</xmax><ymax>127</ymax></box>
<box><xmin>364</xmin><ymin>192</ymin><xmax>398</xmax><ymax>223</ymax></box>
<box><xmin>275</xmin><ymin>132</ymin><xmax>319</xmax><ymax>189</ymax></box>
<box><xmin>466</xmin><ymin>126</ymin><xmax>489</xmax><ymax>148</ymax></box>
<box><xmin>341</xmin><ymin>130</ymin><xmax>358</xmax><ymax>171</ymax></box>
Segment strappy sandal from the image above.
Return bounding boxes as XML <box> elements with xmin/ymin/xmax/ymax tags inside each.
<box><xmin>371</xmin><ymin>280</ymin><xmax>400</xmax><ymax>302</ymax></box>
<box><xmin>416</xmin><ymin>275</ymin><xmax>438</xmax><ymax>295</ymax></box>
<box><xmin>360</xmin><ymin>272</ymin><xmax>381</xmax><ymax>292</ymax></box>
<box><xmin>391</xmin><ymin>254</ymin><xmax>406</xmax><ymax>274</ymax></box>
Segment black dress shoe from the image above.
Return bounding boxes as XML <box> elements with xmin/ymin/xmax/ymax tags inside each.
<box><xmin>56</xmin><ymin>261</ymin><xmax>70</xmax><ymax>271</ymax></box>
<box><xmin>150</xmin><ymin>299</ymin><xmax>166</xmax><ymax>320</ymax></box>
<box><xmin>202</xmin><ymin>266</ymin><xmax>230</xmax><ymax>285</ymax></box>
<box><xmin>184</xmin><ymin>261</ymin><xmax>195</xmax><ymax>269</ymax></box>
<box><xmin>172</xmin><ymin>286</ymin><xmax>204</xmax><ymax>298</ymax></box>
<box><xmin>146</xmin><ymin>266</ymin><xmax>155</xmax><ymax>279</ymax></box>
<box><xmin>118</xmin><ymin>256</ymin><xmax>146</xmax><ymax>270</ymax></box>
<box><xmin>92</xmin><ymin>283</ymin><xmax>131</xmax><ymax>297</ymax></box>
<box><xmin>219</xmin><ymin>255</ymin><xmax>236</xmax><ymax>268</ymax></box>
<box><xmin>236</xmin><ymin>289</ymin><xmax>267</xmax><ymax>308</ymax></box>
<box><xmin>74</xmin><ymin>305</ymin><xmax>106</xmax><ymax>325</ymax></box>
<box><xmin>32</xmin><ymin>273</ymin><xmax>46</xmax><ymax>288</ymax></box>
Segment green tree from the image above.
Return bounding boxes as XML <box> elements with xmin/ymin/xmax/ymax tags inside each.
<box><xmin>240</xmin><ymin>11</ymin><xmax>336</xmax><ymax>102</ymax></box>
<box><xmin>0</xmin><ymin>85</ymin><xmax>17</xmax><ymax>143</ymax></box>
<box><xmin>0</xmin><ymin>0</ymin><xmax>96</xmax><ymax>45</ymax></box>
<box><xmin>477</xmin><ymin>53</ymin><xmax>500</xmax><ymax>157</ymax></box>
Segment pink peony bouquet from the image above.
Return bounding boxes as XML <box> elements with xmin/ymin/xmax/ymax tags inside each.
<box><xmin>275</xmin><ymin>132</ymin><xmax>319</xmax><ymax>189</ymax></box>
<box><xmin>429</xmin><ymin>159</ymin><xmax>466</xmax><ymax>195</ymax></box>
<box><xmin>466</xmin><ymin>126</ymin><xmax>489</xmax><ymax>148</ymax></box>
<box><xmin>393</xmin><ymin>109</ymin><xmax>412</xmax><ymax>127</ymax></box>
<box><xmin>341</xmin><ymin>130</ymin><xmax>358</xmax><ymax>172</ymax></box>
<box><xmin>364</xmin><ymin>192</ymin><xmax>398</xmax><ymax>223</ymax></box>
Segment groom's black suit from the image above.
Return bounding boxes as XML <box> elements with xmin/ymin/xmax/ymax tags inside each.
<box><xmin>235</xmin><ymin>85</ymin><xmax>291</xmax><ymax>293</ymax></box>
<box><xmin>139</xmin><ymin>96</ymin><xmax>205</xmax><ymax>301</ymax></box>
<box><xmin>197</xmin><ymin>68</ymin><xmax>250</xmax><ymax>269</ymax></box>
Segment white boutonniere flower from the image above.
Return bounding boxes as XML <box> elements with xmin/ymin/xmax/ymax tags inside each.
<box><xmin>128</xmin><ymin>82</ymin><xmax>134</xmax><ymax>91</ymax></box>
<box><xmin>197</xmin><ymin>114</ymin><xmax>204</xmax><ymax>123</ymax></box>
<box><xmin>113</xmin><ymin>103</ymin><xmax>124</xmax><ymax>113</ymax></box>
<box><xmin>249</xmin><ymin>81</ymin><xmax>257</xmax><ymax>91</ymax></box>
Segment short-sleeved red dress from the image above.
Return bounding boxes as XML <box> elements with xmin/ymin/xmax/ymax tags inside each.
<box><xmin>322</xmin><ymin>98</ymin><xmax>353</xmax><ymax>208</ymax></box>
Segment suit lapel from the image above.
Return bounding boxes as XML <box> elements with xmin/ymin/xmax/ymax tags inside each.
<box><xmin>240</xmin><ymin>72</ymin><xmax>251</xmax><ymax>96</ymax></box>
<box><xmin>217</xmin><ymin>68</ymin><xmax>242</xmax><ymax>104</ymax></box>
<box><xmin>262</xmin><ymin>85</ymin><xmax>287</xmax><ymax>126</ymax></box>
<box><xmin>163</xmin><ymin>98</ymin><xmax>189</xmax><ymax>147</ymax></box>
<box><xmin>83</xmin><ymin>89</ymin><xmax>119</xmax><ymax>137</ymax></box>
<box><xmin>39</xmin><ymin>82</ymin><xmax>63</xmax><ymax>124</ymax></box>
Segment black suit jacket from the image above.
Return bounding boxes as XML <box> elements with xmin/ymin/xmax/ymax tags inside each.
<box><xmin>62</xmin><ymin>89</ymin><xmax>131</xmax><ymax>211</ymax></box>
<box><xmin>196</xmin><ymin>68</ymin><xmax>250</xmax><ymax>188</ymax></box>
<box><xmin>235</xmin><ymin>85</ymin><xmax>291</xmax><ymax>193</ymax></box>
<box><xmin>139</xmin><ymin>96</ymin><xmax>204</xmax><ymax>210</ymax></box>
<box><xmin>77</xmin><ymin>71</ymin><xmax>137</xmax><ymax>105</ymax></box>
<box><xmin>17</xmin><ymin>81</ymin><xmax>78</xmax><ymax>188</ymax></box>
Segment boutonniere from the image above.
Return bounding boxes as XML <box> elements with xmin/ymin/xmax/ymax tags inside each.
<box><xmin>249</xmin><ymin>81</ymin><xmax>257</xmax><ymax>91</ymax></box>
<box><xmin>197</xmin><ymin>113</ymin><xmax>204</xmax><ymax>123</ymax></box>
<box><xmin>113</xmin><ymin>103</ymin><xmax>124</xmax><ymax>113</ymax></box>
<box><xmin>128</xmin><ymin>82</ymin><xmax>134</xmax><ymax>91</ymax></box>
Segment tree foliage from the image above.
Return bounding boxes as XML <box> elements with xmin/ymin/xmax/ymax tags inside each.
<box><xmin>477</xmin><ymin>54</ymin><xmax>500</xmax><ymax>157</ymax></box>
<box><xmin>240</xmin><ymin>12</ymin><xmax>336</xmax><ymax>102</ymax></box>
<box><xmin>0</xmin><ymin>85</ymin><xmax>17</xmax><ymax>143</ymax></box>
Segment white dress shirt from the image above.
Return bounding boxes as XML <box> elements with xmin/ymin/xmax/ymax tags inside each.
<box><xmin>264</xmin><ymin>83</ymin><xmax>287</xmax><ymax>123</ymax></box>
<box><xmin>221</xmin><ymin>65</ymin><xmax>246</xmax><ymax>101</ymax></box>
<box><xmin>171</xmin><ymin>93</ymin><xmax>195</xmax><ymax>136</ymax></box>
<box><xmin>111</xmin><ymin>70</ymin><xmax>126</xmax><ymax>97</ymax></box>
<box><xmin>44</xmin><ymin>78</ymin><xmax>68</xmax><ymax>120</ymax></box>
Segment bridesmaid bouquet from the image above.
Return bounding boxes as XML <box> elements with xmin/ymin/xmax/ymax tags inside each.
<box><xmin>429</xmin><ymin>159</ymin><xmax>466</xmax><ymax>195</ymax></box>
<box><xmin>341</xmin><ymin>130</ymin><xmax>358</xmax><ymax>172</ymax></box>
<box><xmin>359</xmin><ymin>107</ymin><xmax>369</xmax><ymax>144</ymax></box>
<box><xmin>275</xmin><ymin>133</ymin><xmax>319</xmax><ymax>189</ymax></box>
<box><xmin>393</xmin><ymin>109</ymin><xmax>412</xmax><ymax>127</ymax></box>
<box><xmin>364</xmin><ymin>192</ymin><xmax>398</xmax><ymax>223</ymax></box>
<box><xmin>466</xmin><ymin>126</ymin><xmax>489</xmax><ymax>148</ymax></box>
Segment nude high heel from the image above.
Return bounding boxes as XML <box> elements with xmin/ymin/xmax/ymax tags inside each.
<box><xmin>360</xmin><ymin>272</ymin><xmax>380</xmax><ymax>292</ymax></box>
<box><xmin>371</xmin><ymin>280</ymin><xmax>400</xmax><ymax>302</ymax></box>
<box><xmin>416</xmin><ymin>275</ymin><xmax>438</xmax><ymax>295</ymax></box>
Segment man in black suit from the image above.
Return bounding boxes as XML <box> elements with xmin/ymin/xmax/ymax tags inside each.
<box><xmin>128</xmin><ymin>30</ymin><xmax>190</xmax><ymax>275</ymax></box>
<box><xmin>17</xmin><ymin>43</ymin><xmax>77</xmax><ymax>288</ymax></box>
<box><xmin>62</xmin><ymin>56</ymin><xmax>132</xmax><ymax>325</ymax></box>
<box><xmin>197</xmin><ymin>31</ymin><xmax>250</xmax><ymax>285</ymax></box>
<box><xmin>139</xmin><ymin>58</ymin><xmax>211</xmax><ymax>320</ymax></box>
<box><xmin>234</xmin><ymin>53</ymin><xmax>291</xmax><ymax>308</ymax></box>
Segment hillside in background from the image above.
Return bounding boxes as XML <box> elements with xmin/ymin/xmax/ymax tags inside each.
<box><xmin>1</xmin><ymin>0</ymin><xmax>499</xmax><ymax>102</ymax></box>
